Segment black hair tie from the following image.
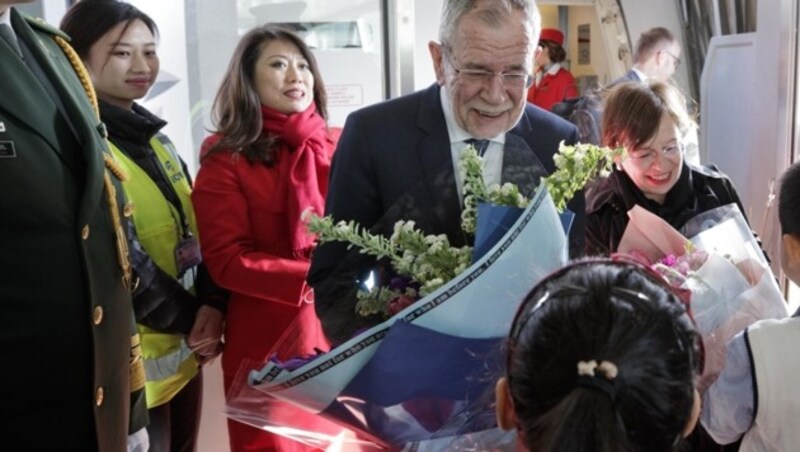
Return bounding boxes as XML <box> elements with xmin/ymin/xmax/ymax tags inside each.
<box><xmin>576</xmin><ymin>360</ymin><xmax>618</xmax><ymax>401</ymax></box>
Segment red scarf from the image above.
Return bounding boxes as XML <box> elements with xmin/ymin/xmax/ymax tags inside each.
<box><xmin>261</xmin><ymin>103</ymin><xmax>333</xmax><ymax>257</ymax></box>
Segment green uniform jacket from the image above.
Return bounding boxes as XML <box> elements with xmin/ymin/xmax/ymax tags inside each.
<box><xmin>0</xmin><ymin>9</ymin><xmax>145</xmax><ymax>450</ymax></box>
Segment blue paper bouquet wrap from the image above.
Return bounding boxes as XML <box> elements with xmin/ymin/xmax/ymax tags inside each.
<box><xmin>225</xmin><ymin>183</ymin><xmax>569</xmax><ymax>450</ymax></box>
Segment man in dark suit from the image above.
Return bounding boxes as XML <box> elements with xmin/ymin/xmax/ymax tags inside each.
<box><xmin>610</xmin><ymin>26</ymin><xmax>681</xmax><ymax>86</ymax></box>
<box><xmin>0</xmin><ymin>2</ymin><xmax>146</xmax><ymax>450</ymax></box>
<box><xmin>606</xmin><ymin>27</ymin><xmax>701</xmax><ymax>165</ymax></box>
<box><xmin>308</xmin><ymin>0</ymin><xmax>580</xmax><ymax>344</ymax></box>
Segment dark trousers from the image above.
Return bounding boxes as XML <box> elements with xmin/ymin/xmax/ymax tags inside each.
<box><xmin>147</xmin><ymin>370</ymin><xmax>203</xmax><ymax>452</ymax></box>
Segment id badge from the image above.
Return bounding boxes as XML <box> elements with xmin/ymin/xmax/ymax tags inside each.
<box><xmin>175</xmin><ymin>236</ymin><xmax>202</xmax><ymax>276</ymax></box>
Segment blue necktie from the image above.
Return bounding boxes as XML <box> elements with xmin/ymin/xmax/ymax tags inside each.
<box><xmin>464</xmin><ymin>138</ymin><xmax>490</xmax><ymax>157</ymax></box>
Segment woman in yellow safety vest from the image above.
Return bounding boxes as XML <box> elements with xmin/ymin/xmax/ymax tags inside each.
<box><xmin>61</xmin><ymin>2</ymin><xmax>226</xmax><ymax>451</ymax></box>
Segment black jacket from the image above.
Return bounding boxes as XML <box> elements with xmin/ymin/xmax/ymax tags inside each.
<box><xmin>101</xmin><ymin>100</ymin><xmax>226</xmax><ymax>335</ymax></box>
<box><xmin>585</xmin><ymin>163</ymin><xmax>746</xmax><ymax>256</ymax></box>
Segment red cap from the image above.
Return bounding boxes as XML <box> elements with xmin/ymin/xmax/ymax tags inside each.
<box><xmin>539</xmin><ymin>28</ymin><xmax>564</xmax><ymax>46</ymax></box>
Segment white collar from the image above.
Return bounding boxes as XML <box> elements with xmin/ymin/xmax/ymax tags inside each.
<box><xmin>439</xmin><ymin>84</ymin><xmax>506</xmax><ymax>145</ymax></box>
<box><xmin>543</xmin><ymin>63</ymin><xmax>562</xmax><ymax>76</ymax></box>
<box><xmin>0</xmin><ymin>9</ymin><xmax>13</xmax><ymax>28</ymax></box>
<box><xmin>631</xmin><ymin>67</ymin><xmax>647</xmax><ymax>81</ymax></box>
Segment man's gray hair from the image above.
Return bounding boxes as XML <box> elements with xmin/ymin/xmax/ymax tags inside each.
<box><xmin>438</xmin><ymin>0</ymin><xmax>540</xmax><ymax>50</ymax></box>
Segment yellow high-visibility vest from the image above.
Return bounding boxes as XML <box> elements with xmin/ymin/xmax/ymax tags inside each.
<box><xmin>109</xmin><ymin>135</ymin><xmax>199</xmax><ymax>408</ymax></box>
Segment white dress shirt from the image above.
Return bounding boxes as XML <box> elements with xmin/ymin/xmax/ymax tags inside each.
<box><xmin>439</xmin><ymin>85</ymin><xmax>505</xmax><ymax>202</ymax></box>
<box><xmin>0</xmin><ymin>9</ymin><xmax>11</xmax><ymax>27</ymax></box>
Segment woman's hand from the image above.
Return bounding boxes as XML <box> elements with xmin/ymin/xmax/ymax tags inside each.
<box><xmin>188</xmin><ymin>305</ymin><xmax>225</xmax><ymax>365</ymax></box>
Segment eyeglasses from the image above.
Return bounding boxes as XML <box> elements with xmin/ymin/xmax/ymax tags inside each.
<box><xmin>662</xmin><ymin>49</ymin><xmax>681</xmax><ymax>68</ymax></box>
<box><xmin>445</xmin><ymin>53</ymin><xmax>532</xmax><ymax>89</ymax></box>
<box><xmin>626</xmin><ymin>142</ymin><xmax>684</xmax><ymax>167</ymax></box>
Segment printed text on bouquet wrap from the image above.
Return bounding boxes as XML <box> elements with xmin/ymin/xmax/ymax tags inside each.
<box><xmin>268</xmin><ymin>187</ymin><xmax>547</xmax><ymax>390</ymax></box>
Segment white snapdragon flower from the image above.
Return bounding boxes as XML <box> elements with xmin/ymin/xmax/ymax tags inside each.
<box><xmin>334</xmin><ymin>221</ymin><xmax>352</xmax><ymax>234</ymax></box>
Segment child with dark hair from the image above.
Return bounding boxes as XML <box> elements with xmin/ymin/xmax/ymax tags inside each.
<box><xmin>496</xmin><ymin>259</ymin><xmax>702</xmax><ymax>452</ymax></box>
<box><xmin>702</xmin><ymin>161</ymin><xmax>800</xmax><ymax>451</ymax></box>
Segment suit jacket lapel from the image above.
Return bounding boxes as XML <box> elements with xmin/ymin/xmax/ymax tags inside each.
<box><xmin>13</xmin><ymin>10</ymin><xmax>92</xmax><ymax>144</ymax></box>
<box><xmin>11</xmin><ymin>9</ymin><xmax>105</xmax><ymax>226</ymax></box>
<box><xmin>502</xmin><ymin>133</ymin><xmax>548</xmax><ymax>198</ymax></box>
<box><xmin>414</xmin><ymin>84</ymin><xmax>466</xmax><ymax>246</ymax></box>
<box><xmin>0</xmin><ymin>18</ymin><xmax>64</xmax><ymax>155</ymax></box>
<box><xmin>414</xmin><ymin>85</ymin><xmax>451</xmax><ymax>177</ymax></box>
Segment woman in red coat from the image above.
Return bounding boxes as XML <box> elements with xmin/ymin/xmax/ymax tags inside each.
<box><xmin>192</xmin><ymin>25</ymin><xmax>338</xmax><ymax>451</ymax></box>
<box><xmin>528</xmin><ymin>28</ymin><xmax>579</xmax><ymax>112</ymax></box>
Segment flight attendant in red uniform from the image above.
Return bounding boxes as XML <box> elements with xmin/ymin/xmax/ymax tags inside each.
<box><xmin>528</xmin><ymin>28</ymin><xmax>578</xmax><ymax>111</ymax></box>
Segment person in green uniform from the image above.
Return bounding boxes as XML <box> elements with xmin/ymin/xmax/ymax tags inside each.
<box><xmin>0</xmin><ymin>1</ymin><xmax>148</xmax><ymax>451</ymax></box>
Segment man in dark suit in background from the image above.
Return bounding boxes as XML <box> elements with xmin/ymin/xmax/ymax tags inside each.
<box><xmin>611</xmin><ymin>26</ymin><xmax>682</xmax><ymax>86</ymax></box>
<box><xmin>0</xmin><ymin>2</ymin><xmax>147</xmax><ymax>450</ymax></box>
<box><xmin>309</xmin><ymin>0</ymin><xmax>580</xmax><ymax>344</ymax></box>
<box><xmin>607</xmin><ymin>27</ymin><xmax>701</xmax><ymax>164</ymax></box>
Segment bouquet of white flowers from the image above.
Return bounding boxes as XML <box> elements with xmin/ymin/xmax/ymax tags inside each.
<box><xmin>226</xmin><ymin>141</ymin><xmax>621</xmax><ymax>450</ymax></box>
<box><xmin>305</xmin><ymin>142</ymin><xmax>620</xmax><ymax>319</ymax></box>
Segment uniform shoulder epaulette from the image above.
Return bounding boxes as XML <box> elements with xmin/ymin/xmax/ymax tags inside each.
<box><xmin>22</xmin><ymin>14</ymin><xmax>71</xmax><ymax>40</ymax></box>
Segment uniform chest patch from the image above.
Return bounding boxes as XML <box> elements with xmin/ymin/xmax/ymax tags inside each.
<box><xmin>0</xmin><ymin>141</ymin><xmax>16</xmax><ymax>158</ymax></box>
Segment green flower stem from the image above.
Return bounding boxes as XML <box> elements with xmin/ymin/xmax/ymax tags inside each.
<box><xmin>543</xmin><ymin>141</ymin><xmax>626</xmax><ymax>212</ymax></box>
<box><xmin>306</xmin><ymin>141</ymin><xmax>622</xmax><ymax>319</ymax></box>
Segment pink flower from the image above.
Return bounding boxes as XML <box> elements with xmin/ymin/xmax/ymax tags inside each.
<box><xmin>662</xmin><ymin>254</ymin><xmax>678</xmax><ymax>267</ymax></box>
<box><xmin>651</xmin><ymin>247</ymin><xmax>710</xmax><ymax>288</ymax></box>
